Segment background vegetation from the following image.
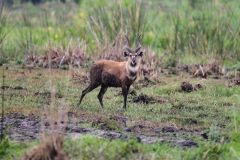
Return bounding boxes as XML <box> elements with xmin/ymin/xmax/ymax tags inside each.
<box><xmin>1</xmin><ymin>0</ymin><xmax>240</xmax><ymax>66</ymax></box>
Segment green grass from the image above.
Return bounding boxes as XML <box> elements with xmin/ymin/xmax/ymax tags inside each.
<box><xmin>0</xmin><ymin>137</ymin><xmax>36</xmax><ymax>160</ymax></box>
<box><xmin>0</xmin><ymin>66</ymin><xmax>240</xmax><ymax>159</ymax></box>
<box><xmin>1</xmin><ymin>0</ymin><xmax>240</xmax><ymax>65</ymax></box>
<box><xmin>3</xmin><ymin>67</ymin><xmax>239</xmax><ymax>126</ymax></box>
<box><xmin>2</xmin><ymin>68</ymin><xmax>239</xmax><ymax>129</ymax></box>
<box><xmin>64</xmin><ymin>135</ymin><xmax>185</xmax><ymax>160</ymax></box>
<box><xmin>64</xmin><ymin>135</ymin><xmax>240</xmax><ymax>160</ymax></box>
<box><xmin>1</xmin><ymin>134</ymin><xmax>240</xmax><ymax>160</ymax></box>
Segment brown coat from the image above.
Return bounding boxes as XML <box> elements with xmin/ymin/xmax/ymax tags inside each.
<box><xmin>90</xmin><ymin>60</ymin><xmax>136</xmax><ymax>88</ymax></box>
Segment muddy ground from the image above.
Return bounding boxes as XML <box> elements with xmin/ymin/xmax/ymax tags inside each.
<box><xmin>0</xmin><ymin>66</ymin><xmax>239</xmax><ymax>149</ymax></box>
<box><xmin>2</xmin><ymin>112</ymin><xmax>200</xmax><ymax>148</ymax></box>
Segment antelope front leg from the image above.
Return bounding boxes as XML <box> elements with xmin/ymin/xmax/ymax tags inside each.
<box><xmin>122</xmin><ymin>85</ymin><xmax>130</xmax><ymax>109</ymax></box>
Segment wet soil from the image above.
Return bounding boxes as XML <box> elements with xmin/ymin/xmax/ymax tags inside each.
<box><xmin>34</xmin><ymin>91</ymin><xmax>63</xmax><ymax>98</ymax></box>
<box><xmin>1</xmin><ymin>85</ymin><xmax>26</xmax><ymax>90</ymax></box>
<box><xmin>181</xmin><ymin>81</ymin><xmax>204</xmax><ymax>92</ymax></box>
<box><xmin>132</xmin><ymin>93</ymin><xmax>167</xmax><ymax>104</ymax></box>
<box><xmin>1</xmin><ymin>113</ymin><xmax>202</xmax><ymax>148</ymax></box>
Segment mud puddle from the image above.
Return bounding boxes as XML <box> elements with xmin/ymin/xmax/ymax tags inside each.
<box><xmin>1</xmin><ymin>113</ymin><xmax>201</xmax><ymax>148</ymax></box>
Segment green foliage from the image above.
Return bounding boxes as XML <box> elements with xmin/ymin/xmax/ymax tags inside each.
<box><xmin>64</xmin><ymin>136</ymin><xmax>183</xmax><ymax>160</ymax></box>
<box><xmin>0</xmin><ymin>137</ymin><xmax>10</xmax><ymax>158</ymax></box>
<box><xmin>85</xmin><ymin>0</ymin><xmax>146</xmax><ymax>48</ymax></box>
<box><xmin>64</xmin><ymin>133</ymin><xmax>240</xmax><ymax>160</ymax></box>
<box><xmin>2</xmin><ymin>0</ymin><xmax>240</xmax><ymax>64</ymax></box>
<box><xmin>0</xmin><ymin>136</ymin><xmax>31</xmax><ymax>160</ymax></box>
<box><xmin>0</xmin><ymin>2</ymin><xmax>8</xmax><ymax>64</ymax></box>
<box><xmin>231</xmin><ymin>62</ymin><xmax>240</xmax><ymax>71</ymax></box>
<box><xmin>192</xmin><ymin>144</ymin><xmax>228</xmax><ymax>160</ymax></box>
<box><xmin>208</xmin><ymin>125</ymin><xmax>223</xmax><ymax>142</ymax></box>
<box><xmin>171</xmin><ymin>3</ymin><xmax>240</xmax><ymax>60</ymax></box>
<box><xmin>1</xmin><ymin>134</ymin><xmax>240</xmax><ymax>160</ymax></box>
<box><xmin>0</xmin><ymin>3</ymin><xmax>7</xmax><ymax>48</ymax></box>
<box><xmin>210</xmin><ymin>86</ymin><xmax>240</xmax><ymax>97</ymax></box>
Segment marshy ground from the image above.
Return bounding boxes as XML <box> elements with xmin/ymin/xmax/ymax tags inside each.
<box><xmin>1</xmin><ymin>65</ymin><xmax>239</xmax><ymax>159</ymax></box>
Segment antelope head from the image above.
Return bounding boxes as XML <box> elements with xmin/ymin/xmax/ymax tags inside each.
<box><xmin>123</xmin><ymin>35</ymin><xmax>143</xmax><ymax>68</ymax></box>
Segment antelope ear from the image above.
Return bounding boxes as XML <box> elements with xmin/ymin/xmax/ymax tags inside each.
<box><xmin>123</xmin><ymin>51</ymin><xmax>129</xmax><ymax>57</ymax></box>
<box><xmin>138</xmin><ymin>51</ymin><xmax>143</xmax><ymax>57</ymax></box>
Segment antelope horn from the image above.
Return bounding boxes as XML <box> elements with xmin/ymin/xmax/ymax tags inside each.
<box><xmin>135</xmin><ymin>35</ymin><xmax>142</xmax><ymax>52</ymax></box>
<box><xmin>123</xmin><ymin>35</ymin><xmax>132</xmax><ymax>52</ymax></box>
<box><xmin>125</xmin><ymin>35</ymin><xmax>130</xmax><ymax>46</ymax></box>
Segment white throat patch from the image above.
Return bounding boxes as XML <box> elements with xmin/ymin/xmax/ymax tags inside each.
<box><xmin>126</xmin><ymin>63</ymin><xmax>139</xmax><ymax>80</ymax></box>
<box><xmin>128</xmin><ymin>64</ymin><xmax>139</xmax><ymax>73</ymax></box>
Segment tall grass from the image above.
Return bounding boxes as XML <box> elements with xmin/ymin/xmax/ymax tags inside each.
<box><xmin>171</xmin><ymin>2</ymin><xmax>240</xmax><ymax>60</ymax></box>
<box><xmin>2</xmin><ymin>0</ymin><xmax>240</xmax><ymax>64</ymax></box>
<box><xmin>86</xmin><ymin>0</ymin><xmax>146</xmax><ymax>51</ymax></box>
<box><xmin>0</xmin><ymin>4</ymin><xmax>7</xmax><ymax>47</ymax></box>
<box><xmin>0</xmin><ymin>2</ymin><xmax>8</xmax><ymax>65</ymax></box>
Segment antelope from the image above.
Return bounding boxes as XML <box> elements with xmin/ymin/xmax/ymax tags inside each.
<box><xmin>77</xmin><ymin>36</ymin><xmax>144</xmax><ymax>109</ymax></box>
